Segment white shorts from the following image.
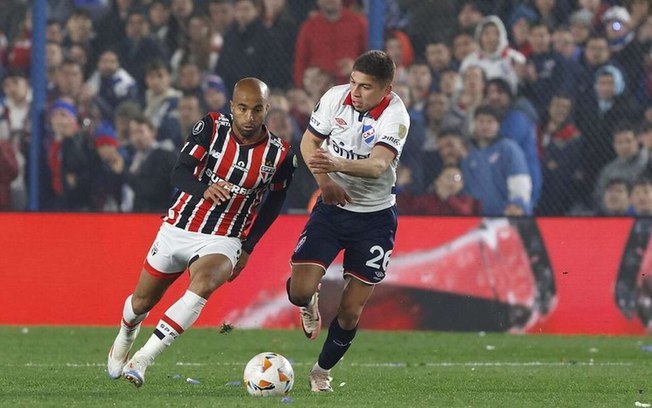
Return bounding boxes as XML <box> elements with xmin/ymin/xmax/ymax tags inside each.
<box><xmin>144</xmin><ymin>223</ymin><xmax>242</xmax><ymax>279</ymax></box>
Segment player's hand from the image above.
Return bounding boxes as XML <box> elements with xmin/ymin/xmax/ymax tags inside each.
<box><xmin>320</xmin><ymin>179</ymin><xmax>352</xmax><ymax>206</ymax></box>
<box><xmin>230</xmin><ymin>251</ymin><xmax>250</xmax><ymax>281</ymax></box>
<box><xmin>308</xmin><ymin>148</ymin><xmax>341</xmax><ymax>174</ymax></box>
<box><xmin>203</xmin><ymin>181</ymin><xmax>232</xmax><ymax>205</ymax></box>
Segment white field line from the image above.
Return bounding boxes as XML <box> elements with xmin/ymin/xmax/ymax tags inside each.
<box><xmin>16</xmin><ymin>361</ymin><xmax>634</xmax><ymax>368</ymax></box>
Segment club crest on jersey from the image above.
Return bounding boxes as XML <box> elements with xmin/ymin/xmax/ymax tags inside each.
<box><xmin>260</xmin><ymin>160</ymin><xmax>275</xmax><ymax>182</ymax></box>
<box><xmin>362</xmin><ymin>124</ymin><xmax>375</xmax><ymax>145</ymax></box>
<box><xmin>335</xmin><ymin>117</ymin><xmax>347</xmax><ymax>128</ymax></box>
<box><xmin>192</xmin><ymin>120</ymin><xmax>204</xmax><ymax>135</ymax></box>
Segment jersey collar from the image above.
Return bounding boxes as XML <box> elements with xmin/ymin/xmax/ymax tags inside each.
<box><xmin>343</xmin><ymin>92</ymin><xmax>392</xmax><ymax>120</ymax></box>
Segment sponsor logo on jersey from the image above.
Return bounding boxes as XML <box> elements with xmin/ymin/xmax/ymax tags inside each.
<box><xmin>210</xmin><ymin>149</ymin><xmax>221</xmax><ymax>159</ymax></box>
<box><xmin>310</xmin><ymin>116</ymin><xmax>321</xmax><ymax>127</ymax></box>
<box><xmin>217</xmin><ymin>116</ymin><xmax>231</xmax><ymax>127</ymax></box>
<box><xmin>331</xmin><ymin>142</ymin><xmax>370</xmax><ymax>160</ymax></box>
<box><xmin>335</xmin><ymin>117</ymin><xmax>347</xmax><ymax>128</ymax></box>
<box><xmin>192</xmin><ymin>120</ymin><xmax>204</xmax><ymax>135</ymax></box>
<box><xmin>233</xmin><ymin>160</ymin><xmax>248</xmax><ymax>172</ymax></box>
<box><xmin>383</xmin><ymin>136</ymin><xmax>401</xmax><ymax>146</ymax></box>
<box><xmin>205</xmin><ymin>169</ymin><xmax>256</xmax><ymax>195</ymax></box>
<box><xmin>313</xmin><ymin>102</ymin><xmax>320</xmax><ymax>112</ymax></box>
<box><xmin>362</xmin><ymin>124</ymin><xmax>375</xmax><ymax>145</ymax></box>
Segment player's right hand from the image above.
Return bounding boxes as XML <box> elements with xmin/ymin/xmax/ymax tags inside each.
<box><xmin>320</xmin><ymin>180</ymin><xmax>351</xmax><ymax>206</ymax></box>
<box><xmin>203</xmin><ymin>181</ymin><xmax>232</xmax><ymax>205</ymax></box>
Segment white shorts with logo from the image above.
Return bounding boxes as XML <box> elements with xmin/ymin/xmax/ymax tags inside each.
<box><xmin>144</xmin><ymin>222</ymin><xmax>242</xmax><ymax>280</ymax></box>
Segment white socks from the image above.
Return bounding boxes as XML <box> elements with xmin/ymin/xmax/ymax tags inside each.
<box><xmin>139</xmin><ymin>290</ymin><xmax>207</xmax><ymax>360</ymax></box>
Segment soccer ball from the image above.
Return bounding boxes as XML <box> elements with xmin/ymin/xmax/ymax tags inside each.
<box><xmin>243</xmin><ymin>352</ymin><xmax>294</xmax><ymax>397</ymax></box>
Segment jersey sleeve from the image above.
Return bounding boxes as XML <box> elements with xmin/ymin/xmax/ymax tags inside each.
<box><xmin>269</xmin><ymin>147</ymin><xmax>297</xmax><ymax>192</ymax></box>
<box><xmin>375</xmin><ymin>108</ymin><xmax>410</xmax><ymax>157</ymax></box>
<box><xmin>179</xmin><ymin>113</ymin><xmax>217</xmax><ymax>162</ymax></box>
<box><xmin>306</xmin><ymin>87</ymin><xmax>339</xmax><ymax>138</ymax></box>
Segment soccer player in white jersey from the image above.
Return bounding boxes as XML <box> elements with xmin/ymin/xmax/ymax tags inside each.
<box><xmin>286</xmin><ymin>50</ymin><xmax>410</xmax><ymax>392</ymax></box>
<box><xmin>106</xmin><ymin>78</ymin><xmax>296</xmax><ymax>387</ymax></box>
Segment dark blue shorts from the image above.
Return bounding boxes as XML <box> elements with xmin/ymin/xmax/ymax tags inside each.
<box><xmin>291</xmin><ymin>201</ymin><xmax>398</xmax><ymax>284</ymax></box>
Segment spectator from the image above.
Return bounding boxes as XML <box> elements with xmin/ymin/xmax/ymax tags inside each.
<box><xmin>201</xmin><ymin>74</ymin><xmax>229</xmax><ymax>114</ymax></box>
<box><xmin>165</xmin><ymin>0</ymin><xmax>196</xmax><ymax>59</ymax></box>
<box><xmin>597</xmin><ymin>177</ymin><xmax>633</xmax><ymax>215</ymax></box>
<box><xmin>47</xmin><ymin>99</ymin><xmax>96</xmax><ymax>210</ymax></box>
<box><xmin>397</xmin><ymin>0</ymin><xmax>457</xmax><ymax>54</ymax></box>
<box><xmin>160</xmin><ymin>93</ymin><xmax>204</xmax><ymax>149</ymax></box>
<box><xmin>462</xmin><ymin>106</ymin><xmax>532</xmax><ymax>216</ymax></box>
<box><xmin>170</xmin><ymin>14</ymin><xmax>219</xmax><ymax>78</ymax></box>
<box><xmin>405</xmin><ymin>61</ymin><xmax>432</xmax><ymax>114</ymax></box>
<box><xmin>175</xmin><ymin>60</ymin><xmax>204</xmax><ymax>103</ymax></box>
<box><xmin>576</xmin><ymin>35</ymin><xmax>614</xmax><ymax>96</ymax></box>
<box><xmin>94</xmin><ymin>0</ymin><xmax>134</xmax><ymax>58</ymax></box>
<box><xmin>85</xmin><ymin>49</ymin><xmax>138</xmax><ymax>122</ymax></box>
<box><xmin>261</xmin><ymin>0</ymin><xmax>298</xmax><ymax>89</ymax></box>
<box><xmin>0</xmin><ymin>69</ymin><xmax>30</xmax><ymax>209</ymax></box>
<box><xmin>115</xmin><ymin>8</ymin><xmax>168</xmax><ymax>93</ymax></box>
<box><xmin>536</xmin><ymin>93</ymin><xmax>585</xmax><ymax>215</ymax></box>
<box><xmin>302</xmin><ymin>66</ymin><xmax>334</xmax><ymax>104</ymax></box>
<box><xmin>397</xmin><ymin>165</ymin><xmax>481</xmax><ymax>215</ymax></box>
<box><xmin>142</xmin><ymin>60</ymin><xmax>181</xmax><ymax>131</ymax></box>
<box><xmin>447</xmin><ymin>64</ymin><xmax>485</xmax><ymax>138</ymax></box>
<box><xmin>451</xmin><ymin>28</ymin><xmax>477</xmax><ymax>67</ymax></box>
<box><xmin>114</xmin><ymin>100</ymin><xmax>142</xmax><ymax>148</ymax></box>
<box><xmin>45</xmin><ymin>41</ymin><xmax>64</xmax><ymax>92</ymax></box>
<box><xmin>383</xmin><ymin>30</ymin><xmax>413</xmax><ymax>85</ymax></box>
<box><xmin>460</xmin><ymin>15</ymin><xmax>526</xmax><ymax>94</ymax></box>
<box><xmin>576</xmin><ymin>64</ymin><xmax>640</xmax><ymax>194</ymax></box>
<box><xmin>62</xmin><ymin>10</ymin><xmax>97</xmax><ymax>71</ymax></box>
<box><xmin>456</xmin><ymin>0</ymin><xmax>484</xmax><ymax>31</ymax></box>
<box><xmin>484</xmin><ymin>77</ymin><xmax>542</xmax><ymax>207</ymax></box>
<box><xmin>602</xmin><ymin>5</ymin><xmax>648</xmax><ymax>100</ymax></box>
<box><xmin>506</xmin><ymin>4</ymin><xmax>538</xmax><ymax>56</ymax></box>
<box><xmin>293</xmin><ymin>0</ymin><xmax>368</xmax><ymax>88</ymax></box>
<box><xmin>91</xmin><ymin>121</ymin><xmax>128</xmax><ymax>212</ymax></box>
<box><xmin>630</xmin><ymin>177</ymin><xmax>652</xmax><ymax>215</ymax></box>
<box><xmin>522</xmin><ymin>22</ymin><xmax>574</xmax><ymax>118</ymax></box>
<box><xmin>424</xmin><ymin>40</ymin><xmax>454</xmax><ymax>87</ymax></box>
<box><xmin>593</xmin><ymin>124</ymin><xmax>649</xmax><ymax>207</ymax></box>
<box><xmin>113</xmin><ymin>116</ymin><xmax>178</xmax><ymax>213</ymax></box>
<box><xmin>0</xmin><ymin>129</ymin><xmax>18</xmax><ymax>211</ymax></box>
<box><xmin>148</xmin><ymin>0</ymin><xmax>172</xmax><ymax>47</ymax></box>
<box><xmin>216</xmin><ymin>0</ymin><xmax>270</xmax><ymax>92</ymax></box>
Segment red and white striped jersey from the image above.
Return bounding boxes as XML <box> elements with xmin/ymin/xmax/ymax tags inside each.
<box><xmin>164</xmin><ymin>112</ymin><xmax>294</xmax><ymax>238</ymax></box>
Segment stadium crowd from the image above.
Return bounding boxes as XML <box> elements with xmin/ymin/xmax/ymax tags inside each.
<box><xmin>1</xmin><ymin>0</ymin><xmax>652</xmax><ymax>216</ymax></box>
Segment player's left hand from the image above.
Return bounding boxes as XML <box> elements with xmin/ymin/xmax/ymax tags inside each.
<box><xmin>308</xmin><ymin>148</ymin><xmax>340</xmax><ymax>174</ymax></box>
<box><xmin>230</xmin><ymin>250</ymin><xmax>250</xmax><ymax>281</ymax></box>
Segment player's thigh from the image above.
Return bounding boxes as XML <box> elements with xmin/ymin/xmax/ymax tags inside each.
<box><xmin>188</xmin><ymin>236</ymin><xmax>241</xmax><ymax>296</ymax></box>
<box><xmin>342</xmin><ymin>206</ymin><xmax>398</xmax><ymax>284</ymax></box>
<box><xmin>291</xmin><ymin>202</ymin><xmax>344</xmax><ymax>277</ymax></box>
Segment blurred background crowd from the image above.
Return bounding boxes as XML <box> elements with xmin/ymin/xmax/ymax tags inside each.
<box><xmin>1</xmin><ymin>0</ymin><xmax>652</xmax><ymax>216</ymax></box>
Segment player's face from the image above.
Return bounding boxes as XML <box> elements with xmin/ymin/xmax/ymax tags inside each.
<box><xmin>231</xmin><ymin>88</ymin><xmax>270</xmax><ymax>140</ymax></box>
<box><xmin>349</xmin><ymin>71</ymin><xmax>391</xmax><ymax>113</ymax></box>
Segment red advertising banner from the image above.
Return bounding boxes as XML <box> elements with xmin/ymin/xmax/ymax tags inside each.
<box><xmin>0</xmin><ymin>214</ymin><xmax>648</xmax><ymax>335</ymax></box>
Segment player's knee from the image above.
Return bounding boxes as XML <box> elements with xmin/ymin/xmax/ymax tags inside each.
<box><xmin>337</xmin><ymin>308</ymin><xmax>363</xmax><ymax>329</ymax></box>
<box><xmin>288</xmin><ymin>290</ymin><xmax>312</xmax><ymax>307</ymax></box>
<box><xmin>131</xmin><ymin>293</ymin><xmax>157</xmax><ymax>315</ymax></box>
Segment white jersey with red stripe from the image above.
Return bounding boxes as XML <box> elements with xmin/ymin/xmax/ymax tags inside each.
<box><xmin>164</xmin><ymin>112</ymin><xmax>293</xmax><ymax>238</ymax></box>
<box><xmin>307</xmin><ymin>84</ymin><xmax>410</xmax><ymax>212</ymax></box>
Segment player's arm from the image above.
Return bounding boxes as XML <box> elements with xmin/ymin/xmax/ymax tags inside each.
<box><xmin>170</xmin><ymin>115</ymin><xmax>232</xmax><ymax>204</ymax></box>
<box><xmin>308</xmin><ymin>143</ymin><xmax>395</xmax><ymax>179</ymax></box>
<box><xmin>301</xmin><ymin>129</ymin><xmax>351</xmax><ymax>206</ymax></box>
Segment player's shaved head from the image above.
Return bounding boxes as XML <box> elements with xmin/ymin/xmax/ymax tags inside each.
<box><xmin>230</xmin><ymin>77</ymin><xmax>271</xmax><ymax>141</ymax></box>
<box><xmin>233</xmin><ymin>77</ymin><xmax>270</xmax><ymax>102</ymax></box>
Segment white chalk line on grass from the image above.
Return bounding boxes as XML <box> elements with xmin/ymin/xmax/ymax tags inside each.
<box><xmin>16</xmin><ymin>361</ymin><xmax>634</xmax><ymax>368</ymax></box>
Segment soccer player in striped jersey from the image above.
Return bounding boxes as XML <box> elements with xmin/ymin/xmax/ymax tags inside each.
<box><xmin>107</xmin><ymin>77</ymin><xmax>296</xmax><ymax>387</ymax></box>
<box><xmin>286</xmin><ymin>50</ymin><xmax>410</xmax><ymax>392</ymax></box>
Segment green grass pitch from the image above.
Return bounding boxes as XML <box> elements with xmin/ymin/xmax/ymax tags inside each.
<box><xmin>2</xmin><ymin>326</ymin><xmax>651</xmax><ymax>407</ymax></box>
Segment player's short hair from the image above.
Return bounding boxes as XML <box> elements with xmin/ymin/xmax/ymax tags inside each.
<box><xmin>352</xmin><ymin>50</ymin><xmax>396</xmax><ymax>86</ymax></box>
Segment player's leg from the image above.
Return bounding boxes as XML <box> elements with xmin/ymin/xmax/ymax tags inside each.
<box><xmin>310</xmin><ymin>278</ymin><xmax>375</xmax><ymax>392</ymax></box>
<box><xmin>124</xmin><ymin>235</ymin><xmax>240</xmax><ymax>387</ymax></box>
<box><xmin>288</xmin><ymin>263</ymin><xmax>326</xmax><ymax>339</ymax></box>
<box><xmin>287</xmin><ymin>203</ymin><xmax>342</xmax><ymax>340</ymax></box>
<box><xmin>108</xmin><ymin>268</ymin><xmax>178</xmax><ymax>380</ymax></box>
